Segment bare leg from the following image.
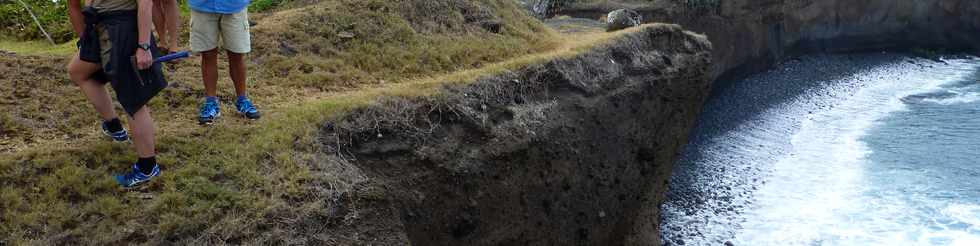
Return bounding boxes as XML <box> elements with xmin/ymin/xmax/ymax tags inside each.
<box><xmin>227</xmin><ymin>51</ymin><xmax>248</xmax><ymax>97</ymax></box>
<box><xmin>128</xmin><ymin>106</ymin><xmax>156</xmax><ymax>158</ymax></box>
<box><xmin>152</xmin><ymin>0</ymin><xmax>168</xmax><ymax>50</ymax></box>
<box><xmin>68</xmin><ymin>54</ymin><xmax>118</xmax><ymax>121</ymax></box>
<box><xmin>201</xmin><ymin>49</ymin><xmax>219</xmax><ymax>97</ymax></box>
<box><xmin>163</xmin><ymin>0</ymin><xmax>181</xmax><ymax>50</ymax></box>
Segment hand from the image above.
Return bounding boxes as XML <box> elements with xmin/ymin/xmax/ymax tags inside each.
<box><xmin>135</xmin><ymin>48</ymin><xmax>153</xmax><ymax>70</ymax></box>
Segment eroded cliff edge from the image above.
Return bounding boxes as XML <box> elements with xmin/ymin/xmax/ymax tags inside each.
<box><xmin>561</xmin><ymin>0</ymin><xmax>980</xmax><ymax>81</ymax></box>
<box><xmin>319</xmin><ymin>24</ymin><xmax>711</xmax><ymax>245</ymax></box>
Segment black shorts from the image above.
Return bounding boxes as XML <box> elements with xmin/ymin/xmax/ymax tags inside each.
<box><xmin>75</xmin><ymin>36</ymin><xmax>108</xmax><ymax>84</ymax></box>
<box><xmin>79</xmin><ymin>8</ymin><xmax>167</xmax><ymax>116</ymax></box>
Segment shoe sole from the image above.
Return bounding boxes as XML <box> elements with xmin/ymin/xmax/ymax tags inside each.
<box><xmin>199</xmin><ymin>112</ymin><xmax>221</xmax><ymax>125</ymax></box>
<box><xmin>103</xmin><ymin>132</ymin><xmax>130</xmax><ymax>142</ymax></box>
<box><xmin>119</xmin><ymin>178</ymin><xmax>158</xmax><ymax>190</ymax></box>
<box><xmin>99</xmin><ymin>122</ymin><xmax>130</xmax><ymax>142</ymax></box>
<box><xmin>117</xmin><ymin>168</ymin><xmax>162</xmax><ymax>189</ymax></box>
<box><xmin>237</xmin><ymin>111</ymin><xmax>260</xmax><ymax>120</ymax></box>
<box><xmin>120</xmin><ymin>180</ymin><xmax>151</xmax><ymax>189</ymax></box>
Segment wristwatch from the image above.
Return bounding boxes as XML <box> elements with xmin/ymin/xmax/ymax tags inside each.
<box><xmin>137</xmin><ymin>42</ymin><xmax>152</xmax><ymax>51</ymax></box>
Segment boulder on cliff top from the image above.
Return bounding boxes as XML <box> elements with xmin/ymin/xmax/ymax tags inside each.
<box><xmin>606</xmin><ymin>9</ymin><xmax>642</xmax><ymax>32</ymax></box>
<box><xmin>522</xmin><ymin>0</ymin><xmax>564</xmax><ymax>19</ymax></box>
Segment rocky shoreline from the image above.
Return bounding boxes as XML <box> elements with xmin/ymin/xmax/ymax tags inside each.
<box><xmin>663</xmin><ymin>53</ymin><xmax>949</xmax><ymax>245</ymax></box>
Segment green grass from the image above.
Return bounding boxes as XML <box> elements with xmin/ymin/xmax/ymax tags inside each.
<box><xmin>0</xmin><ymin>0</ymin><xmax>638</xmax><ymax>243</ymax></box>
<box><xmin>249</xmin><ymin>0</ymin><xmax>291</xmax><ymax>12</ymax></box>
<box><xmin>0</xmin><ymin>0</ymin><xmax>73</xmax><ymax>43</ymax></box>
<box><xmin>251</xmin><ymin>0</ymin><xmax>558</xmax><ymax>90</ymax></box>
<box><xmin>0</xmin><ymin>39</ymin><xmax>76</xmax><ymax>57</ymax></box>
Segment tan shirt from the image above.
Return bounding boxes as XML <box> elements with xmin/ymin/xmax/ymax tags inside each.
<box><xmin>87</xmin><ymin>0</ymin><xmax>138</xmax><ymax>12</ymax></box>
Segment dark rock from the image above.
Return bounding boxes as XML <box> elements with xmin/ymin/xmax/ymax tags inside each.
<box><xmin>278</xmin><ymin>40</ymin><xmax>297</xmax><ymax>56</ymax></box>
<box><xmin>337</xmin><ymin>31</ymin><xmax>356</xmax><ymax>40</ymax></box>
<box><xmin>606</xmin><ymin>9</ymin><xmax>642</xmax><ymax>32</ymax></box>
<box><xmin>479</xmin><ymin>20</ymin><xmax>502</xmax><ymax>33</ymax></box>
<box><xmin>559</xmin><ymin>0</ymin><xmax>980</xmax><ymax>80</ymax></box>
<box><xmin>524</xmin><ymin>0</ymin><xmax>567</xmax><ymax>19</ymax></box>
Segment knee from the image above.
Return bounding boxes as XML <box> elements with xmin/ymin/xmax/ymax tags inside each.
<box><xmin>198</xmin><ymin>49</ymin><xmax>218</xmax><ymax>61</ymax></box>
<box><xmin>67</xmin><ymin>63</ymin><xmax>88</xmax><ymax>85</ymax></box>
<box><xmin>128</xmin><ymin>108</ymin><xmax>155</xmax><ymax>131</ymax></box>
<box><xmin>226</xmin><ymin>51</ymin><xmax>246</xmax><ymax>62</ymax></box>
<box><xmin>132</xmin><ymin>107</ymin><xmax>153</xmax><ymax>120</ymax></box>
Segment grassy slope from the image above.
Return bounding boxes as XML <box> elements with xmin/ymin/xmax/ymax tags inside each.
<box><xmin>0</xmin><ymin>0</ymin><xmax>629</xmax><ymax>243</ymax></box>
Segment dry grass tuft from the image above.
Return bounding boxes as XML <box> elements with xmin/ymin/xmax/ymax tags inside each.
<box><xmin>250</xmin><ymin>0</ymin><xmax>558</xmax><ymax>90</ymax></box>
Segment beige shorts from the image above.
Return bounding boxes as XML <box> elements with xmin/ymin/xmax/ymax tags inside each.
<box><xmin>189</xmin><ymin>9</ymin><xmax>251</xmax><ymax>54</ymax></box>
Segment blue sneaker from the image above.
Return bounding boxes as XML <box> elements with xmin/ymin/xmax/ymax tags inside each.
<box><xmin>235</xmin><ymin>96</ymin><xmax>261</xmax><ymax>120</ymax></box>
<box><xmin>199</xmin><ymin>97</ymin><xmax>220</xmax><ymax>125</ymax></box>
<box><xmin>115</xmin><ymin>163</ymin><xmax>161</xmax><ymax>188</ymax></box>
<box><xmin>101</xmin><ymin>121</ymin><xmax>129</xmax><ymax>142</ymax></box>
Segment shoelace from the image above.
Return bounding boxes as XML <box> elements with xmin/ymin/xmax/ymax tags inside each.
<box><xmin>120</xmin><ymin>170</ymin><xmax>146</xmax><ymax>185</ymax></box>
<box><xmin>200</xmin><ymin>101</ymin><xmax>219</xmax><ymax>117</ymax></box>
<box><xmin>237</xmin><ymin>99</ymin><xmax>257</xmax><ymax>113</ymax></box>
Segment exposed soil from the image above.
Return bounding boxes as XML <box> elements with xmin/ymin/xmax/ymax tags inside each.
<box><xmin>319</xmin><ymin>24</ymin><xmax>712</xmax><ymax>245</ymax></box>
<box><xmin>0</xmin><ymin>53</ymin><xmax>76</xmax><ymax>152</ymax></box>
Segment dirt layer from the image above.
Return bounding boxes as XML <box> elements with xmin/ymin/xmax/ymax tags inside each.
<box><xmin>320</xmin><ymin>24</ymin><xmax>711</xmax><ymax>245</ymax></box>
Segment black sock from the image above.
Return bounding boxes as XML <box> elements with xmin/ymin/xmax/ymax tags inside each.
<box><xmin>105</xmin><ymin>118</ymin><xmax>124</xmax><ymax>132</ymax></box>
<box><xmin>137</xmin><ymin>156</ymin><xmax>157</xmax><ymax>175</ymax></box>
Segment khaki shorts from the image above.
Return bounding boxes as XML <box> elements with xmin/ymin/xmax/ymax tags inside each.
<box><xmin>189</xmin><ymin>9</ymin><xmax>251</xmax><ymax>54</ymax></box>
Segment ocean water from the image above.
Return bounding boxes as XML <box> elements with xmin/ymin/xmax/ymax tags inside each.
<box><xmin>661</xmin><ymin>54</ymin><xmax>980</xmax><ymax>245</ymax></box>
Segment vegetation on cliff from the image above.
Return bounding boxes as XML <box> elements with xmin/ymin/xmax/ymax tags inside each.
<box><xmin>0</xmin><ymin>0</ymin><xmax>73</xmax><ymax>43</ymax></box>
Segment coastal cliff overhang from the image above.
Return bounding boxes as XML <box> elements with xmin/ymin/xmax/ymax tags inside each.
<box><xmin>318</xmin><ymin>24</ymin><xmax>712</xmax><ymax>245</ymax></box>
<box><xmin>558</xmin><ymin>0</ymin><xmax>980</xmax><ymax>80</ymax></box>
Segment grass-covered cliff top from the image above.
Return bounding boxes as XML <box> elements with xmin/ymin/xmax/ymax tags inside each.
<box><xmin>0</xmin><ymin>0</ymin><xmax>639</xmax><ymax>243</ymax></box>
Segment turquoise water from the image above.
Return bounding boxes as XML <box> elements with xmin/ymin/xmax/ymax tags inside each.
<box><xmin>857</xmin><ymin>67</ymin><xmax>980</xmax><ymax>245</ymax></box>
<box><xmin>662</xmin><ymin>54</ymin><xmax>980</xmax><ymax>245</ymax></box>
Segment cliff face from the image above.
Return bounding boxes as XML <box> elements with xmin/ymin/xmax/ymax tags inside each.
<box><xmin>315</xmin><ymin>1</ymin><xmax>980</xmax><ymax>244</ymax></box>
<box><xmin>320</xmin><ymin>24</ymin><xmax>711</xmax><ymax>245</ymax></box>
<box><xmin>564</xmin><ymin>0</ymin><xmax>980</xmax><ymax>80</ymax></box>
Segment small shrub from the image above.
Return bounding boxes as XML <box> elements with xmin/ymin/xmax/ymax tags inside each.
<box><xmin>0</xmin><ymin>113</ymin><xmax>24</xmax><ymax>137</ymax></box>
<box><xmin>249</xmin><ymin>0</ymin><xmax>289</xmax><ymax>12</ymax></box>
<box><xmin>0</xmin><ymin>0</ymin><xmax>73</xmax><ymax>43</ymax></box>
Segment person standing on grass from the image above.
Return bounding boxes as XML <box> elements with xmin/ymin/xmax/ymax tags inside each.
<box><xmin>68</xmin><ymin>0</ymin><xmax>167</xmax><ymax>187</ymax></box>
<box><xmin>188</xmin><ymin>0</ymin><xmax>260</xmax><ymax>124</ymax></box>
<box><xmin>152</xmin><ymin>0</ymin><xmax>181</xmax><ymax>54</ymax></box>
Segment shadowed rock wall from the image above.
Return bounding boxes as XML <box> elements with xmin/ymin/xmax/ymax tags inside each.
<box><xmin>320</xmin><ymin>24</ymin><xmax>712</xmax><ymax>245</ymax></box>
<box><xmin>563</xmin><ymin>0</ymin><xmax>980</xmax><ymax>80</ymax></box>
